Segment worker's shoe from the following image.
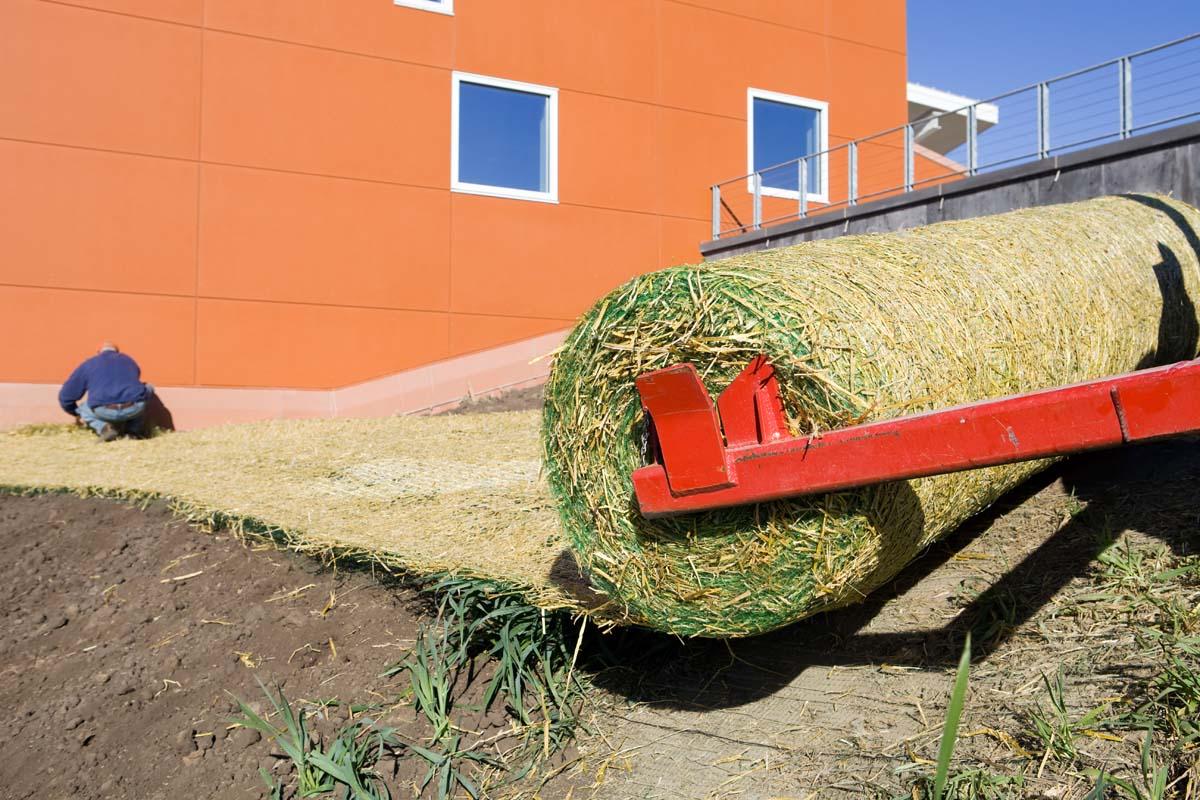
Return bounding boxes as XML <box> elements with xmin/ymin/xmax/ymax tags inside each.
<box><xmin>98</xmin><ymin>423</ymin><xmax>120</xmax><ymax>442</ymax></box>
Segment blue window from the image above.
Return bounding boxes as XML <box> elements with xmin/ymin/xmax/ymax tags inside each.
<box><xmin>748</xmin><ymin>89</ymin><xmax>827</xmax><ymax>199</ymax></box>
<box><xmin>452</xmin><ymin>73</ymin><xmax>558</xmax><ymax>203</ymax></box>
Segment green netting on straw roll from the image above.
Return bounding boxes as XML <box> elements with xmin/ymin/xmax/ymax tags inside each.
<box><xmin>542</xmin><ymin>195</ymin><xmax>1200</xmax><ymax>638</ymax></box>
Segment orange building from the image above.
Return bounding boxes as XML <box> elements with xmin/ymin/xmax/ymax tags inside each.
<box><xmin>0</xmin><ymin>0</ymin><xmax>911</xmax><ymax>426</ymax></box>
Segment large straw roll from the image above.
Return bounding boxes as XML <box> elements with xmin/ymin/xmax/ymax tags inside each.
<box><xmin>542</xmin><ymin>195</ymin><xmax>1200</xmax><ymax>638</ymax></box>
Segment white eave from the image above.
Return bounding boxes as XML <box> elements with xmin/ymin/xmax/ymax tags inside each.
<box><xmin>907</xmin><ymin>82</ymin><xmax>999</xmax><ymax>155</ymax></box>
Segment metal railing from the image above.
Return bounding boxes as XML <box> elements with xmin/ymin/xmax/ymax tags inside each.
<box><xmin>711</xmin><ymin>32</ymin><xmax>1200</xmax><ymax>239</ymax></box>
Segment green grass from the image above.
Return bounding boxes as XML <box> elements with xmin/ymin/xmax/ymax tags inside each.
<box><xmin>382</xmin><ymin>575</ymin><xmax>590</xmax><ymax>794</ymax></box>
<box><xmin>933</xmin><ymin>633</ymin><xmax>972</xmax><ymax>800</ymax></box>
<box><xmin>406</xmin><ymin>734</ymin><xmax>501</xmax><ymax>799</ymax></box>
<box><xmin>1085</xmin><ymin>729</ymin><xmax>1172</xmax><ymax>800</ymax></box>
<box><xmin>903</xmin><ymin>769</ymin><xmax>1025</xmax><ymax>800</ymax></box>
<box><xmin>897</xmin><ymin>635</ymin><xmax>1005</xmax><ymax>800</ymax></box>
<box><xmin>403</xmin><ymin>620</ymin><xmax>456</xmax><ymax>742</ymax></box>
<box><xmin>231</xmin><ymin>680</ymin><xmax>396</xmax><ymax>799</ymax></box>
<box><xmin>228</xmin><ymin>575</ymin><xmax>592</xmax><ymax>799</ymax></box>
<box><xmin>1025</xmin><ymin>667</ymin><xmax>1115</xmax><ymax>765</ymax></box>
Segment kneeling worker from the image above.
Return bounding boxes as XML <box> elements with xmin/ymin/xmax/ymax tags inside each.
<box><xmin>59</xmin><ymin>342</ymin><xmax>153</xmax><ymax>441</ymax></box>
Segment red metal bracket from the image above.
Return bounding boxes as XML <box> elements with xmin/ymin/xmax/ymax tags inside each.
<box><xmin>632</xmin><ymin>357</ymin><xmax>1200</xmax><ymax>518</ymax></box>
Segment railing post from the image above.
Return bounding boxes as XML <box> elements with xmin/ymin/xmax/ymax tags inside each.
<box><xmin>798</xmin><ymin>159</ymin><xmax>808</xmax><ymax>218</ymax></box>
<box><xmin>848</xmin><ymin>142</ymin><xmax>858</xmax><ymax>206</ymax></box>
<box><xmin>711</xmin><ymin>185</ymin><xmax>721</xmax><ymax>239</ymax></box>
<box><xmin>1119</xmin><ymin>57</ymin><xmax>1133</xmax><ymax>138</ymax></box>
<box><xmin>752</xmin><ymin>172</ymin><xmax>762</xmax><ymax>231</ymax></box>
<box><xmin>903</xmin><ymin>124</ymin><xmax>913</xmax><ymax>192</ymax></box>
<box><xmin>1036</xmin><ymin>82</ymin><xmax>1050</xmax><ymax>159</ymax></box>
<box><xmin>967</xmin><ymin>104</ymin><xmax>978</xmax><ymax>176</ymax></box>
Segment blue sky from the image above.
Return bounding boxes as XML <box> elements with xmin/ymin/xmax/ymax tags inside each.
<box><xmin>908</xmin><ymin>2</ymin><xmax>1200</xmax><ymax>166</ymax></box>
<box><xmin>907</xmin><ymin>1</ymin><xmax>1200</xmax><ymax>99</ymax></box>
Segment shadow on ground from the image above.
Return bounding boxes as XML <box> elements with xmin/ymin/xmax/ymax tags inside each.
<box><xmin>577</xmin><ymin>437</ymin><xmax>1200</xmax><ymax>711</ymax></box>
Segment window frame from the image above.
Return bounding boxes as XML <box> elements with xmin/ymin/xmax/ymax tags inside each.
<box><xmin>393</xmin><ymin>0</ymin><xmax>453</xmax><ymax>16</ymax></box>
<box><xmin>451</xmin><ymin>71</ymin><xmax>559</xmax><ymax>204</ymax></box>
<box><xmin>746</xmin><ymin>87</ymin><xmax>829</xmax><ymax>205</ymax></box>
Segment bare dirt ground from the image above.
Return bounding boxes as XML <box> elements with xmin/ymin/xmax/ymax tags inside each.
<box><xmin>445</xmin><ymin>385</ymin><xmax>546</xmax><ymax>415</ymax></box>
<box><xmin>0</xmin><ymin>494</ymin><xmax>583</xmax><ymax>800</ymax></box>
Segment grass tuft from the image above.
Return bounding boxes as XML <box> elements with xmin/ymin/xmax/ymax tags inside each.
<box><xmin>382</xmin><ymin>575</ymin><xmax>590</xmax><ymax>796</ymax></box>
<box><xmin>933</xmin><ymin>633</ymin><xmax>972</xmax><ymax>800</ymax></box>
<box><xmin>231</xmin><ymin>680</ymin><xmax>395</xmax><ymax>799</ymax></box>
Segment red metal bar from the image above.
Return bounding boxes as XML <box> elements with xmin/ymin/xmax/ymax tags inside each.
<box><xmin>634</xmin><ymin>364</ymin><xmax>732</xmax><ymax>494</ymax></box>
<box><xmin>632</xmin><ymin>358</ymin><xmax>1200</xmax><ymax>518</ymax></box>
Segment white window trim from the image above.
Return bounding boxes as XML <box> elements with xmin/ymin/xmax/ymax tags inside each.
<box><xmin>393</xmin><ymin>0</ymin><xmax>453</xmax><ymax>16</ymax></box>
<box><xmin>746</xmin><ymin>87</ymin><xmax>829</xmax><ymax>205</ymax></box>
<box><xmin>451</xmin><ymin>71</ymin><xmax>559</xmax><ymax>204</ymax></box>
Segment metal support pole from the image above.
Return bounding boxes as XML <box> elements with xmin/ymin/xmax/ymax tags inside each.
<box><xmin>711</xmin><ymin>185</ymin><xmax>720</xmax><ymax>239</ymax></box>
<box><xmin>752</xmin><ymin>173</ymin><xmax>762</xmax><ymax>230</ymax></box>
<box><xmin>1036</xmin><ymin>82</ymin><xmax>1050</xmax><ymax>159</ymax></box>
<box><xmin>903</xmin><ymin>124</ymin><xmax>913</xmax><ymax>192</ymax></box>
<box><xmin>798</xmin><ymin>159</ymin><xmax>808</xmax><ymax>218</ymax></box>
<box><xmin>1119</xmin><ymin>57</ymin><xmax>1133</xmax><ymax>139</ymax></box>
<box><xmin>967</xmin><ymin>104</ymin><xmax>978</xmax><ymax>176</ymax></box>
<box><xmin>848</xmin><ymin>142</ymin><xmax>858</xmax><ymax>206</ymax></box>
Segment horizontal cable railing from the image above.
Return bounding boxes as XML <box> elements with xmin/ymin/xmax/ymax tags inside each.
<box><xmin>711</xmin><ymin>32</ymin><xmax>1200</xmax><ymax>240</ymax></box>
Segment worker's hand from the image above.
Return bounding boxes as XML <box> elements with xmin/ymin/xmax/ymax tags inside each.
<box><xmin>72</xmin><ymin>415</ymin><xmax>84</xmax><ymax>427</ymax></box>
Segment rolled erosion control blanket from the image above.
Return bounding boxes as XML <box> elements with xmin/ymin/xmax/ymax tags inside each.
<box><xmin>542</xmin><ymin>194</ymin><xmax>1200</xmax><ymax>638</ymax></box>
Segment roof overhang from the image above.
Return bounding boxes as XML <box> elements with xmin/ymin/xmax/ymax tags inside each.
<box><xmin>907</xmin><ymin>82</ymin><xmax>999</xmax><ymax>155</ymax></box>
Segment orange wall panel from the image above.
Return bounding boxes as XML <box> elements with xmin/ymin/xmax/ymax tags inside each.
<box><xmin>200</xmin><ymin>31</ymin><xmax>447</xmax><ymax>186</ymax></box>
<box><xmin>450</xmin><ymin>196</ymin><xmax>658</xmax><ymax>320</ymax></box>
<box><xmin>914</xmin><ymin>149</ymin><xmax>965</xmax><ymax>187</ymax></box>
<box><xmin>198</xmin><ymin>164</ymin><xmax>449</xmax><ymax>311</ymax></box>
<box><xmin>454</xmin><ymin>0</ymin><xmax>658</xmax><ymax>103</ymax></box>
<box><xmin>205</xmin><ymin>0</ymin><xmax>454</xmax><ymax>68</ymax></box>
<box><xmin>0</xmin><ymin>1</ymin><xmax>911</xmax><ymax>394</ymax></box>
<box><xmin>657</xmin><ymin>2</ymin><xmax>833</xmax><ymax>122</ymax></box>
<box><xmin>678</xmin><ymin>1</ymin><xmax>905</xmax><ymax>61</ymax></box>
<box><xmin>195</xmin><ymin>300</ymin><xmax>449</xmax><ymax>388</ymax></box>
<box><xmin>449</xmin><ymin>314</ymin><xmax>569</xmax><ymax>358</ymax></box>
<box><xmin>827</xmin><ymin>40</ymin><xmax>909</xmax><ymax>137</ymax></box>
<box><xmin>0</xmin><ymin>140</ymin><xmax>198</xmax><ymax>296</ymax></box>
<box><xmin>559</xmin><ymin>91</ymin><xmax>658</xmax><ymax>214</ymax></box>
<box><xmin>656</xmin><ymin>107</ymin><xmax>743</xmax><ymax>221</ymax></box>
<box><xmin>659</xmin><ymin>216</ymin><xmax>709</xmax><ymax>267</ymax></box>
<box><xmin>674</xmin><ymin>0</ymin><xmax>827</xmax><ymax>34</ymax></box>
<box><xmin>827</xmin><ymin>0</ymin><xmax>906</xmax><ymax>54</ymax></box>
<box><xmin>0</xmin><ymin>0</ymin><xmax>201</xmax><ymax>158</ymax></box>
<box><xmin>851</xmin><ymin>137</ymin><xmax>907</xmax><ymax>200</ymax></box>
<box><xmin>63</xmin><ymin>0</ymin><xmax>205</xmax><ymax>25</ymax></box>
<box><xmin>0</xmin><ymin>286</ymin><xmax>194</xmax><ymax>385</ymax></box>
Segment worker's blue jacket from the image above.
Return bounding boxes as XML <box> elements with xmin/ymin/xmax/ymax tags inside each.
<box><xmin>59</xmin><ymin>351</ymin><xmax>149</xmax><ymax>415</ymax></box>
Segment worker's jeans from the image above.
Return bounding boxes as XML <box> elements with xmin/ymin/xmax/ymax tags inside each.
<box><xmin>78</xmin><ymin>400</ymin><xmax>147</xmax><ymax>435</ymax></box>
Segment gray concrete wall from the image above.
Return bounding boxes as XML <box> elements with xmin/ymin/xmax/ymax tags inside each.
<box><xmin>702</xmin><ymin>120</ymin><xmax>1200</xmax><ymax>260</ymax></box>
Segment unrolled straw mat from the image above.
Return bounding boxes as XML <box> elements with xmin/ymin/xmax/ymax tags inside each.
<box><xmin>0</xmin><ymin>411</ymin><xmax>599</xmax><ymax>613</ymax></box>
<box><xmin>543</xmin><ymin>194</ymin><xmax>1200</xmax><ymax>637</ymax></box>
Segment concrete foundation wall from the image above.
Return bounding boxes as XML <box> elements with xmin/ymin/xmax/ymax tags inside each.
<box><xmin>702</xmin><ymin>121</ymin><xmax>1200</xmax><ymax>259</ymax></box>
